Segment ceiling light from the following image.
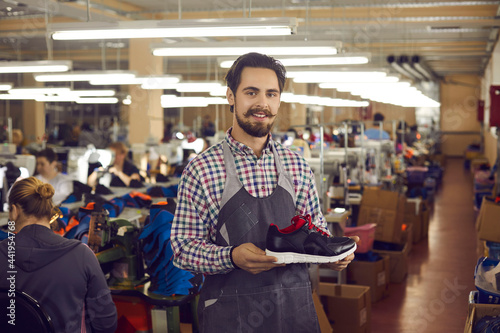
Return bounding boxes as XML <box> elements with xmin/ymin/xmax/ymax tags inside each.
<box><xmin>0</xmin><ymin>60</ymin><xmax>71</xmax><ymax>73</ymax></box>
<box><xmin>34</xmin><ymin>70</ymin><xmax>136</xmax><ymax>82</ymax></box>
<box><xmin>220</xmin><ymin>54</ymin><xmax>368</xmax><ymax>68</ymax></box>
<box><xmin>0</xmin><ymin>83</ymin><xmax>13</xmax><ymax>91</ymax></box>
<box><xmin>8</xmin><ymin>87</ymin><xmax>71</xmax><ymax>95</ymax></box>
<box><xmin>90</xmin><ymin>75</ymin><xmax>180</xmax><ymax>86</ymax></box>
<box><xmin>289</xmin><ymin>71</ymin><xmax>392</xmax><ymax>83</ymax></box>
<box><xmin>35</xmin><ymin>96</ymin><xmax>77</xmax><ymax>102</ymax></box>
<box><xmin>152</xmin><ymin>41</ymin><xmax>339</xmax><ymax>57</ymax></box>
<box><xmin>50</xmin><ymin>18</ymin><xmax>297</xmax><ymax>40</ymax></box>
<box><xmin>66</xmin><ymin>90</ymin><xmax>116</xmax><ymax>97</ymax></box>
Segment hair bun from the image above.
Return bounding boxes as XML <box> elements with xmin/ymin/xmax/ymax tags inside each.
<box><xmin>36</xmin><ymin>184</ymin><xmax>55</xmax><ymax>200</ymax></box>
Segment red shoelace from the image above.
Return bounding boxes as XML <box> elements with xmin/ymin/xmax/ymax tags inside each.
<box><xmin>293</xmin><ymin>214</ymin><xmax>329</xmax><ymax>236</ymax></box>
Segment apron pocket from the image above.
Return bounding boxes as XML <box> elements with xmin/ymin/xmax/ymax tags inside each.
<box><xmin>219</xmin><ymin>203</ymin><xmax>259</xmax><ymax>246</ymax></box>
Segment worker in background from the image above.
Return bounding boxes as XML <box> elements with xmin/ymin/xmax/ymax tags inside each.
<box><xmin>88</xmin><ymin>141</ymin><xmax>142</xmax><ymax>187</ymax></box>
<box><xmin>171</xmin><ymin>52</ymin><xmax>357</xmax><ymax>332</ymax></box>
<box><xmin>364</xmin><ymin>112</ymin><xmax>390</xmax><ymax>140</ymax></box>
<box><xmin>0</xmin><ymin>177</ymin><xmax>117</xmax><ymax>332</ymax></box>
<box><xmin>35</xmin><ymin>148</ymin><xmax>73</xmax><ymax>205</ymax></box>
<box><xmin>11</xmin><ymin>128</ymin><xmax>27</xmax><ymax>154</ymax></box>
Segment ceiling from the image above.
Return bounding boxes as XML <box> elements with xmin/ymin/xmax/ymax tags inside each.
<box><xmin>0</xmin><ymin>0</ymin><xmax>499</xmax><ymax>82</ymax></box>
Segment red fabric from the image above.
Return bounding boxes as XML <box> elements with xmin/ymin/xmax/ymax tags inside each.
<box><xmin>489</xmin><ymin>85</ymin><xmax>500</xmax><ymax>127</ymax></box>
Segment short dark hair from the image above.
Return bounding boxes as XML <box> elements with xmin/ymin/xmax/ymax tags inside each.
<box><xmin>36</xmin><ymin>148</ymin><xmax>57</xmax><ymax>163</ymax></box>
<box><xmin>225</xmin><ymin>52</ymin><xmax>286</xmax><ymax>112</ymax></box>
<box><xmin>373</xmin><ymin>112</ymin><xmax>385</xmax><ymax>122</ymax></box>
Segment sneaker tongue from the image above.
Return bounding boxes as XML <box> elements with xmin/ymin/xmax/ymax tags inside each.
<box><xmin>291</xmin><ymin>216</ymin><xmax>309</xmax><ymax>229</ymax></box>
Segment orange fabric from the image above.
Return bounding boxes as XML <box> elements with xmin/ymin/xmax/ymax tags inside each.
<box><xmin>155</xmin><ymin>201</ymin><xmax>169</xmax><ymax>205</ymax></box>
<box><xmin>64</xmin><ymin>216</ymin><xmax>80</xmax><ymax>235</ymax></box>
<box><xmin>84</xmin><ymin>202</ymin><xmax>95</xmax><ymax>210</ymax></box>
<box><xmin>129</xmin><ymin>191</ymin><xmax>151</xmax><ymax>201</ymax></box>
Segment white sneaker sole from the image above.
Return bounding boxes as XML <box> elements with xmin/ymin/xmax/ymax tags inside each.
<box><xmin>266</xmin><ymin>244</ymin><xmax>357</xmax><ymax>264</ymax></box>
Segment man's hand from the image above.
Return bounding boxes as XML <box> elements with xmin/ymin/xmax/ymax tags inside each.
<box><xmin>232</xmin><ymin>243</ymin><xmax>285</xmax><ymax>274</ymax></box>
<box><xmin>326</xmin><ymin>235</ymin><xmax>359</xmax><ymax>271</ymax></box>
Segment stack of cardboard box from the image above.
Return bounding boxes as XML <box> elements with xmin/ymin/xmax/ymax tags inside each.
<box><xmin>356</xmin><ymin>189</ymin><xmax>410</xmax><ymax>284</ymax></box>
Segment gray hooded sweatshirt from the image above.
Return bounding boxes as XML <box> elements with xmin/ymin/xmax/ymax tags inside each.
<box><xmin>0</xmin><ymin>224</ymin><xmax>117</xmax><ymax>333</ymax></box>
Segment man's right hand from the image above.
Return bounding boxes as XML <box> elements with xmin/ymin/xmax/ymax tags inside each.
<box><xmin>232</xmin><ymin>243</ymin><xmax>285</xmax><ymax>275</ymax></box>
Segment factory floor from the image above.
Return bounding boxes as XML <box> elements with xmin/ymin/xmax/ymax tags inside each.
<box><xmin>371</xmin><ymin>157</ymin><xmax>479</xmax><ymax>333</ymax></box>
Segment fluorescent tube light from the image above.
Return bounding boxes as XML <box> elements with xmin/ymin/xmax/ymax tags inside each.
<box><xmin>0</xmin><ymin>83</ymin><xmax>13</xmax><ymax>91</ymax></box>
<box><xmin>0</xmin><ymin>60</ymin><xmax>71</xmax><ymax>73</ymax></box>
<box><xmin>8</xmin><ymin>87</ymin><xmax>71</xmax><ymax>95</ymax></box>
<box><xmin>35</xmin><ymin>71</ymin><xmax>136</xmax><ymax>82</ymax></box>
<box><xmin>50</xmin><ymin>18</ymin><xmax>297</xmax><ymax>40</ymax></box>
<box><xmin>152</xmin><ymin>41</ymin><xmax>338</xmax><ymax>57</ymax></box>
<box><xmin>289</xmin><ymin>71</ymin><xmax>392</xmax><ymax>83</ymax></box>
<box><xmin>35</xmin><ymin>96</ymin><xmax>77</xmax><ymax>102</ymax></box>
<box><xmin>90</xmin><ymin>75</ymin><xmax>180</xmax><ymax>86</ymax></box>
<box><xmin>66</xmin><ymin>90</ymin><xmax>116</xmax><ymax>97</ymax></box>
<box><xmin>220</xmin><ymin>55</ymin><xmax>368</xmax><ymax>68</ymax></box>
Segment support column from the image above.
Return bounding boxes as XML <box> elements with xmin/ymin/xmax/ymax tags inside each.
<box><xmin>22</xmin><ymin>74</ymin><xmax>45</xmax><ymax>143</ymax></box>
<box><xmin>128</xmin><ymin>38</ymin><xmax>163</xmax><ymax>144</ymax></box>
<box><xmin>279</xmin><ymin>82</ymin><xmax>307</xmax><ymax>130</ymax></box>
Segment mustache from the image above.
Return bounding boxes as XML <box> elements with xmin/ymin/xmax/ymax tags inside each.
<box><xmin>243</xmin><ymin>108</ymin><xmax>275</xmax><ymax>117</ymax></box>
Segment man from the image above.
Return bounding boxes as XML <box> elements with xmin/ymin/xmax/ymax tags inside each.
<box><xmin>171</xmin><ymin>53</ymin><xmax>357</xmax><ymax>332</ymax></box>
<box><xmin>364</xmin><ymin>112</ymin><xmax>390</xmax><ymax>140</ymax></box>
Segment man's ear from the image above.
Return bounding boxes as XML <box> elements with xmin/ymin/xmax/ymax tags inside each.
<box><xmin>226</xmin><ymin>87</ymin><xmax>235</xmax><ymax>107</ymax></box>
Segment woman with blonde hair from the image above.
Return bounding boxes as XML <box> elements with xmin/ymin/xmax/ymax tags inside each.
<box><xmin>0</xmin><ymin>177</ymin><xmax>117</xmax><ymax>333</ymax></box>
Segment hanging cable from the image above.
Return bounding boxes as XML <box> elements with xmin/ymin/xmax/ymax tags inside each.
<box><xmin>178</xmin><ymin>0</ymin><xmax>182</xmax><ymax>19</ymax></box>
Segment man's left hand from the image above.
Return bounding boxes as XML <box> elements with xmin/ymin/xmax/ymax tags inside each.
<box><xmin>326</xmin><ymin>235</ymin><xmax>359</xmax><ymax>271</ymax></box>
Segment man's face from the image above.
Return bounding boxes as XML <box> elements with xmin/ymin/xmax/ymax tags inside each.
<box><xmin>227</xmin><ymin>67</ymin><xmax>281</xmax><ymax>138</ymax></box>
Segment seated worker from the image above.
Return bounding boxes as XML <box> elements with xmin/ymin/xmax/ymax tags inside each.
<box><xmin>0</xmin><ymin>177</ymin><xmax>117</xmax><ymax>332</ymax></box>
<box><xmin>88</xmin><ymin>141</ymin><xmax>142</xmax><ymax>187</ymax></box>
<box><xmin>364</xmin><ymin>112</ymin><xmax>390</xmax><ymax>140</ymax></box>
<box><xmin>35</xmin><ymin>148</ymin><xmax>73</xmax><ymax>205</ymax></box>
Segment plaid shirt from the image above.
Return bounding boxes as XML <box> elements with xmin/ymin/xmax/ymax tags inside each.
<box><xmin>171</xmin><ymin>128</ymin><xmax>327</xmax><ymax>275</ymax></box>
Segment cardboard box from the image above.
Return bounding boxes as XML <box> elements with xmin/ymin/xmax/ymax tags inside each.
<box><xmin>357</xmin><ymin>189</ymin><xmax>406</xmax><ymax>243</ymax></box>
<box><xmin>373</xmin><ymin>240</ymin><xmax>410</xmax><ymax>283</ymax></box>
<box><xmin>312</xmin><ymin>291</ymin><xmax>333</xmax><ymax>333</ymax></box>
<box><xmin>476</xmin><ymin>197</ymin><xmax>500</xmax><ymax>242</ymax></box>
<box><xmin>318</xmin><ymin>282</ymin><xmax>371</xmax><ymax>333</ymax></box>
<box><xmin>405</xmin><ymin>198</ymin><xmax>423</xmax><ymax>243</ymax></box>
<box><xmin>347</xmin><ymin>255</ymin><xmax>390</xmax><ymax>303</ymax></box>
<box><xmin>464</xmin><ymin>303</ymin><xmax>500</xmax><ymax>333</ymax></box>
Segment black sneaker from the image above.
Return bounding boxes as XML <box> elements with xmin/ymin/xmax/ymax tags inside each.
<box><xmin>265</xmin><ymin>215</ymin><xmax>357</xmax><ymax>264</ymax></box>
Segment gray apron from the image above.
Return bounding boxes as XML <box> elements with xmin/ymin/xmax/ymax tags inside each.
<box><xmin>198</xmin><ymin>141</ymin><xmax>320</xmax><ymax>333</ymax></box>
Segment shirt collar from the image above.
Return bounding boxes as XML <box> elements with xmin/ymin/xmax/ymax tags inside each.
<box><xmin>225</xmin><ymin>127</ymin><xmax>273</xmax><ymax>157</ymax></box>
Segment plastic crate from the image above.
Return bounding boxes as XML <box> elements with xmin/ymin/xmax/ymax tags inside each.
<box><xmin>344</xmin><ymin>223</ymin><xmax>376</xmax><ymax>253</ymax></box>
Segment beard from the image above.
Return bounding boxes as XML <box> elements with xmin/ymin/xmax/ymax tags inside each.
<box><xmin>234</xmin><ymin>106</ymin><xmax>276</xmax><ymax>138</ymax></box>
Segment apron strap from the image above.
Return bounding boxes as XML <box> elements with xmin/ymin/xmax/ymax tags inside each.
<box><xmin>220</xmin><ymin>140</ymin><xmax>243</xmax><ymax>209</ymax></box>
<box><xmin>220</xmin><ymin>139</ymin><xmax>296</xmax><ymax>209</ymax></box>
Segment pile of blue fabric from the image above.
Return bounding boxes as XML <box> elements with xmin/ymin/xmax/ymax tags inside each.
<box><xmin>473</xmin><ymin>315</ymin><xmax>500</xmax><ymax>333</ymax></box>
<box><xmin>139</xmin><ymin>202</ymin><xmax>202</xmax><ymax>296</ymax></box>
